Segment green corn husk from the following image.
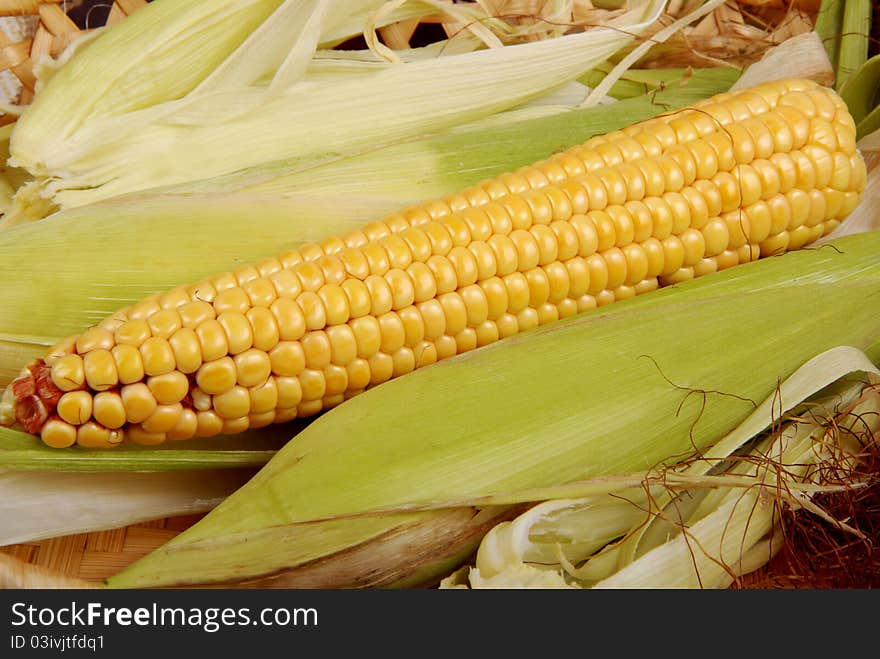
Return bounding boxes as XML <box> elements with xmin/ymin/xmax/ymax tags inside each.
<box><xmin>814</xmin><ymin>0</ymin><xmax>846</xmax><ymax>74</ymax></box>
<box><xmin>578</xmin><ymin>64</ymin><xmax>740</xmax><ymax>100</ymax></box>
<box><xmin>106</xmin><ymin>231</ymin><xmax>880</xmax><ymax>589</ymax></box>
<box><xmin>840</xmin><ymin>54</ymin><xmax>880</xmax><ymax>140</ymax></box>
<box><xmin>0</xmin><ymin>421</ymin><xmax>295</xmax><ymax>472</ymax></box>
<box><xmin>445</xmin><ymin>347</ymin><xmax>880</xmax><ymax>589</ymax></box>
<box><xmin>0</xmin><ymin>79</ymin><xmax>733</xmax><ymax>388</ymax></box>
<box><xmin>835</xmin><ymin>0</ymin><xmax>872</xmax><ymax>90</ymax></box>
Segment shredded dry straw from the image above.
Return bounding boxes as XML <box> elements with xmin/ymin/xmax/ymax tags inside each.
<box><xmin>0</xmin><ymin>1</ymin><xmax>825</xmax><ymax>114</ymax></box>
<box><xmin>734</xmin><ymin>385</ymin><xmax>880</xmax><ymax>589</ymax></box>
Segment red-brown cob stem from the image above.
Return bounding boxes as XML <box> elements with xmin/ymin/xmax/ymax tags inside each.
<box><xmin>3</xmin><ymin>360</ymin><xmax>63</xmax><ymax>434</ymax></box>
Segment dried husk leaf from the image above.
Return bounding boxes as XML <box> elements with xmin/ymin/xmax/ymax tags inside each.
<box><xmin>0</xmin><ymin>468</ymin><xmax>258</xmax><ymax>546</ymax></box>
<box><xmin>731</xmin><ymin>30</ymin><xmax>834</xmax><ymax>90</ymax></box>
<box><xmin>17</xmin><ymin>0</ymin><xmax>667</xmax><ymax>212</ymax></box>
<box><xmin>9</xmin><ymin>0</ymin><xmax>289</xmax><ymax>165</ymax></box>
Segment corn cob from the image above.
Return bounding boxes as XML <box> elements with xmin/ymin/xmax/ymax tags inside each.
<box><xmin>0</xmin><ymin>78</ymin><xmax>866</xmax><ymax>448</ymax></box>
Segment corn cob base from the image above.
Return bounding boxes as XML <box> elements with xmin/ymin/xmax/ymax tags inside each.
<box><xmin>0</xmin><ymin>78</ymin><xmax>866</xmax><ymax>449</ymax></box>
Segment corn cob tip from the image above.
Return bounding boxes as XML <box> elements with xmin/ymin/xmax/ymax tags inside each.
<box><xmin>1</xmin><ymin>360</ymin><xmax>64</xmax><ymax>435</ymax></box>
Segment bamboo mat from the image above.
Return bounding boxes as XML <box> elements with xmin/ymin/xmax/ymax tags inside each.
<box><xmin>1</xmin><ymin>514</ymin><xmax>205</xmax><ymax>584</ymax></box>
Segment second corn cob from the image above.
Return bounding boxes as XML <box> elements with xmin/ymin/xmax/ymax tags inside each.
<box><xmin>0</xmin><ymin>78</ymin><xmax>866</xmax><ymax>448</ymax></box>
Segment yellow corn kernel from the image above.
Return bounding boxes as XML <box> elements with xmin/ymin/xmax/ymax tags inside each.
<box><xmin>57</xmin><ymin>391</ymin><xmax>93</xmax><ymax>425</ymax></box>
<box><xmin>141</xmin><ymin>403</ymin><xmax>184</xmax><ymax>434</ymax></box>
<box><xmin>317</xmin><ymin>254</ymin><xmax>347</xmax><ymax>285</ymax></box>
<box><xmin>191</xmin><ymin>387</ymin><xmax>212</xmax><ymax>411</ymax></box>
<box><xmin>713</xmin><ymin>250</ymin><xmax>739</xmax><ymax>272</ymax></box>
<box><xmin>147</xmin><ymin>309</ymin><xmax>183</xmax><ymax>339</ymax></box>
<box><xmin>167</xmin><ymin>328</ymin><xmax>202</xmax><ymax>375</ymax></box>
<box><xmin>586</xmin><ymin>254</ymin><xmax>609</xmax><ymax>294</ymax></box>
<box><xmin>383</xmin><ymin>269</ymin><xmax>414</xmax><ymax>311</ymax></box>
<box><xmin>242</xmin><ymin>277</ymin><xmax>278</xmax><ymax>308</ymax></box>
<box><xmin>147</xmin><ymin>370</ymin><xmax>190</xmax><ymax>405</ymax></box>
<box><xmin>680</xmin><ymin>229</ymin><xmax>706</xmax><ymax>267</ymax></box>
<box><xmin>268</xmin><ymin>267</ymin><xmax>303</xmax><ymax>299</ymax></box>
<box><xmin>326</xmin><ymin>325</ymin><xmax>358</xmax><ymax>366</ymax></box>
<box><xmin>365</xmin><ymin>352</ymin><xmax>391</xmax><ymax>386</ymax></box>
<box><xmin>77</xmin><ymin>421</ymin><xmax>122</xmax><ymax>448</ymax></box>
<box><xmin>83</xmin><ymin>349</ymin><xmax>118</xmax><ymax>391</ymax></box>
<box><xmin>350</xmin><ymin>316</ymin><xmax>382</xmax><ymax>359</ymax></box>
<box><xmin>576</xmin><ymin>294</ymin><xmax>597</xmax><ymax>313</ymax></box>
<box><xmin>127</xmin><ymin>295</ymin><xmax>161</xmax><ymax>321</ymax></box>
<box><xmin>603</xmin><ymin>248</ymin><xmax>627</xmax><ymax>289</ymax></box>
<box><xmin>378</xmin><ymin>312</ymin><xmax>406</xmax><ymax>354</ymax></box>
<box><xmin>702</xmin><ymin>218</ymin><xmax>730</xmax><ymax>257</ymax></box>
<box><xmin>167</xmin><ymin>409</ymin><xmax>198</xmax><ymax>441</ymax></box>
<box><xmin>195</xmin><ymin>319</ymin><xmax>229</xmax><ymax>362</ymax></box>
<box><xmin>454</xmin><ymin>328</ymin><xmax>478</xmax><ymax>353</ymax></box>
<box><xmin>536</xmin><ymin>302</ymin><xmax>559</xmax><ymax>325</ymax></box>
<box><xmin>545</xmin><ymin>262</ymin><xmax>570</xmax><ymax>303</ymax></box>
<box><xmin>693</xmin><ymin>252</ymin><xmax>723</xmax><ymax>277</ymax></box>
<box><xmin>249</xmin><ymin>379</ymin><xmax>278</xmax><ymax>415</ymax></box>
<box><xmin>569</xmin><ymin>215</ymin><xmax>599</xmax><ymax>257</ymax></box>
<box><xmin>269</xmin><ymin>297</ymin><xmax>307</xmax><ymax>342</ymax></box>
<box><xmin>634</xmin><ymin>159</ymin><xmax>666</xmax><ymax>197</ymax></box>
<box><xmin>414</xmin><ymin>341</ymin><xmax>438</xmax><ymax>367</ymax></box>
<box><xmin>400</xmin><ymin>226</ymin><xmax>433</xmax><ymax>261</ymax></box>
<box><xmin>399</xmin><ymin>306</ymin><xmax>425</xmax><ymax>346</ymax></box>
<box><xmin>44</xmin><ymin>335</ymin><xmax>77</xmax><ymax>366</ymax></box>
<box><xmin>41</xmin><ymin>419</ymin><xmax>77</xmax><ymax>448</ymax></box>
<box><xmin>345</xmin><ymin>358</ymin><xmax>371</xmax><ymax>391</ymax></box>
<box><xmin>247</xmin><ymin>306</ymin><xmax>280</xmax><ymax>352</ymax></box>
<box><xmin>556</xmin><ymin>298</ymin><xmax>579</xmax><ymax>319</ymax></box>
<box><xmin>120</xmin><ymin>382</ymin><xmax>158</xmax><ymax>424</ymax></box>
<box><xmin>299</xmin><ymin>332</ymin><xmax>330</xmax><ymax>371</ymax></box>
<box><xmin>448</xmin><ymin>246</ymin><xmax>479</xmax><ymax>286</ymax></box>
<box><xmin>217</xmin><ymin>311</ymin><xmax>254</xmax><ymax>355</ymax></box>
<box><xmin>92</xmin><ymin>391</ymin><xmax>127</xmax><ymax>429</ymax></box>
<box><xmin>50</xmin><ymin>354</ymin><xmax>85</xmax><ymax>392</ymax></box>
<box><xmin>510</xmin><ymin>229</ymin><xmax>541</xmax><ymax>270</ymax></box>
<box><xmin>96</xmin><ymin>317</ymin><xmax>125</xmax><ymax>338</ymax></box>
<box><xmin>418</xmin><ymin>300</ymin><xmax>446</xmax><ymax>340</ymax></box>
<box><xmin>503</xmin><ymin>273</ymin><xmax>530</xmax><ymax>313</ymax></box>
<box><xmin>75</xmin><ymin>327</ymin><xmax>114</xmax><ymax>354</ymax></box>
<box><xmin>622</xmin><ymin>244</ymin><xmax>649</xmax><ymax>285</ymax></box>
<box><xmin>139</xmin><ymin>337</ymin><xmax>175</xmax><ymax>377</ymax></box>
<box><xmin>660</xmin><ymin>237</ymin><xmax>685</xmax><ymax>276</ymax></box>
<box><xmin>295</xmin><ymin>261</ymin><xmax>325</xmax><ymax>292</ymax></box>
<box><xmin>195</xmin><ymin>411</ymin><xmax>224</xmax><ymax>438</ymax></box>
<box><xmin>196</xmin><ymin>357</ymin><xmax>237</xmax><ymax>396</ymax></box>
<box><xmin>438</xmin><ymin>293</ymin><xmax>467</xmax><ymax>336</ymax></box>
<box><xmin>213</xmin><ymin>386</ymin><xmax>250</xmax><ymax>420</ymax></box>
<box><xmin>127</xmin><ymin>425</ymin><xmax>166</xmax><ymax>446</ymax></box>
